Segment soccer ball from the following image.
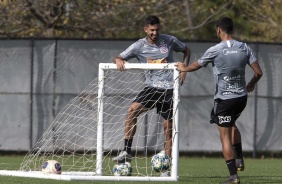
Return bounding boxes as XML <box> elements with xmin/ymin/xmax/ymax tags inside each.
<box><xmin>42</xmin><ymin>160</ymin><xmax>62</xmax><ymax>174</ymax></box>
<box><xmin>151</xmin><ymin>152</ymin><xmax>170</xmax><ymax>172</ymax></box>
<box><xmin>113</xmin><ymin>162</ymin><xmax>133</xmax><ymax>176</ymax></box>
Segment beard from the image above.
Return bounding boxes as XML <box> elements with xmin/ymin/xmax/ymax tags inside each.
<box><xmin>149</xmin><ymin>34</ymin><xmax>158</xmax><ymax>41</ymax></box>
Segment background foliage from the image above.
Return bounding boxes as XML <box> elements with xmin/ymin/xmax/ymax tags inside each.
<box><xmin>0</xmin><ymin>0</ymin><xmax>281</xmax><ymax>42</ymax></box>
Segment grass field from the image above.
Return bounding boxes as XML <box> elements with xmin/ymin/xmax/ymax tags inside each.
<box><xmin>0</xmin><ymin>155</ymin><xmax>282</xmax><ymax>184</ymax></box>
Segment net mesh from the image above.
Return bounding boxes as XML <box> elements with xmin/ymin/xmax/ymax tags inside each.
<box><xmin>20</xmin><ymin>67</ymin><xmax>178</xmax><ymax>177</ymax></box>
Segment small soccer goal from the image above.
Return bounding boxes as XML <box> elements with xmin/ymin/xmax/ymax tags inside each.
<box><xmin>0</xmin><ymin>63</ymin><xmax>180</xmax><ymax>181</ymax></box>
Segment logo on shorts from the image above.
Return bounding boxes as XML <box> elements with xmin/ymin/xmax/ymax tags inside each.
<box><xmin>218</xmin><ymin>116</ymin><xmax>231</xmax><ymax>124</ymax></box>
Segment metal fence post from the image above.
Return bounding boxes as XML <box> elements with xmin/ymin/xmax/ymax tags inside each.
<box><xmin>29</xmin><ymin>39</ymin><xmax>34</xmax><ymax>149</ymax></box>
<box><xmin>252</xmin><ymin>43</ymin><xmax>259</xmax><ymax>158</ymax></box>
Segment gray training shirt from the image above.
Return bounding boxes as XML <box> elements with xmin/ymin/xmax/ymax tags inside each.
<box><xmin>198</xmin><ymin>40</ymin><xmax>257</xmax><ymax>100</ymax></box>
<box><xmin>119</xmin><ymin>34</ymin><xmax>186</xmax><ymax>89</ymax></box>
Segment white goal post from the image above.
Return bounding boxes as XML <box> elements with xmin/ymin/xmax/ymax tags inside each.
<box><xmin>0</xmin><ymin>63</ymin><xmax>181</xmax><ymax>181</ymax></box>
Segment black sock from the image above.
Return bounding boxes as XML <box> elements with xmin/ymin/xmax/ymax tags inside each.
<box><xmin>233</xmin><ymin>143</ymin><xmax>243</xmax><ymax>160</ymax></box>
<box><xmin>226</xmin><ymin>159</ymin><xmax>237</xmax><ymax>176</ymax></box>
<box><xmin>123</xmin><ymin>139</ymin><xmax>133</xmax><ymax>154</ymax></box>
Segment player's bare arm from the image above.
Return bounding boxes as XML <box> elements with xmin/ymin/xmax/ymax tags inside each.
<box><xmin>114</xmin><ymin>56</ymin><xmax>126</xmax><ymax>71</ymax></box>
<box><xmin>183</xmin><ymin>46</ymin><xmax>191</xmax><ymax>66</ymax></box>
<box><xmin>247</xmin><ymin>61</ymin><xmax>263</xmax><ymax>92</ymax></box>
<box><xmin>175</xmin><ymin>60</ymin><xmax>202</xmax><ymax>73</ymax></box>
<box><xmin>179</xmin><ymin>46</ymin><xmax>191</xmax><ymax>85</ymax></box>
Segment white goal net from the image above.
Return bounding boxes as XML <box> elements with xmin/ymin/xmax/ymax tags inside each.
<box><xmin>0</xmin><ymin>63</ymin><xmax>180</xmax><ymax>181</ymax></box>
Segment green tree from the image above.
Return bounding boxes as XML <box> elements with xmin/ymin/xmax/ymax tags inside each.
<box><xmin>0</xmin><ymin>0</ymin><xmax>281</xmax><ymax>42</ymax></box>
<box><xmin>238</xmin><ymin>0</ymin><xmax>282</xmax><ymax>42</ymax></box>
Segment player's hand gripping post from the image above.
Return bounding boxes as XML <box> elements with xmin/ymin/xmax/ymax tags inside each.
<box><xmin>114</xmin><ymin>56</ymin><xmax>127</xmax><ymax>71</ymax></box>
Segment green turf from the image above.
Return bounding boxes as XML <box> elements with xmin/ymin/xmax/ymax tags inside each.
<box><xmin>0</xmin><ymin>155</ymin><xmax>282</xmax><ymax>184</ymax></box>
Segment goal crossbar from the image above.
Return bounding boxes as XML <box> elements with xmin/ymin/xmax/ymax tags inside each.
<box><xmin>99</xmin><ymin>63</ymin><xmax>176</xmax><ymax>70</ymax></box>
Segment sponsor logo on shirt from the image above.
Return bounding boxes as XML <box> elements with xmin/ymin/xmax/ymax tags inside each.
<box><xmin>218</xmin><ymin>116</ymin><xmax>231</xmax><ymax>124</ymax></box>
<box><xmin>222</xmin><ymin>89</ymin><xmax>244</xmax><ymax>95</ymax></box>
<box><xmin>147</xmin><ymin>58</ymin><xmax>167</xmax><ymax>64</ymax></box>
<box><xmin>152</xmin><ymin>80</ymin><xmax>173</xmax><ymax>88</ymax></box>
<box><xmin>223</xmin><ymin>49</ymin><xmax>238</xmax><ymax>55</ymax></box>
<box><xmin>223</xmin><ymin>75</ymin><xmax>241</xmax><ymax>81</ymax></box>
<box><xmin>222</xmin><ymin>75</ymin><xmax>244</xmax><ymax>95</ymax></box>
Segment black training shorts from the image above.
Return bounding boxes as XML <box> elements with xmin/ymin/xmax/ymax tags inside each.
<box><xmin>210</xmin><ymin>96</ymin><xmax>247</xmax><ymax>127</ymax></box>
<box><xmin>133</xmin><ymin>87</ymin><xmax>173</xmax><ymax>120</ymax></box>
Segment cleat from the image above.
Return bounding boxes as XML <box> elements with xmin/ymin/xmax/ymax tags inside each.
<box><xmin>112</xmin><ymin>151</ymin><xmax>132</xmax><ymax>163</ymax></box>
<box><xmin>236</xmin><ymin>160</ymin><xmax>244</xmax><ymax>171</ymax></box>
<box><xmin>220</xmin><ymin>177</ymin><xmax>240</xmax><ymax>184</ymax></box>
<box><xmin>160</xmin><ymin>170</ymin><xmax>170</xmax><ymax>177</ymax></box>
<box><xmin>236</xmin><ymin>163</ymin><xmax>244</xmax><ymax>171</ymax></box>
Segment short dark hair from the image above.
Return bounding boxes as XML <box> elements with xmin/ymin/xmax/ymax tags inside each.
<box><xmin>216</xmin><ymin>17</ymin><xmax>233</xmax><ymax>34</ymax></box>
<box><xmin>145</xmin><ymin>15</ymin><xmax>160</xmax><ymax>26</ymax></box>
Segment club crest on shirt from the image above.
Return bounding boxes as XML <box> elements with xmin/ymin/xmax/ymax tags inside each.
<box><xmin>158</xmin><ymin>39</ymin><xmax>168</xmax><ymax>53</ymax></box>
<box><xmin>159</xmin><ymin>43</ymin><xmax>168</xmax><ymax>53</ymax></box>
<box><xmin>160</xmin><ymin>46</ymin><xmax>168</xmax><ymax>53</ymax></box>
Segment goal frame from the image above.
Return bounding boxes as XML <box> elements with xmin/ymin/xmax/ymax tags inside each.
<box><xmin>0</xmin><ymin>63</ymin><xmax>180</xmax><ymax>181</ymax></box>
<box><xmin>97</xmin><ymin>63</ymin><xmax>181</xmax><ymax>181</ymax></box>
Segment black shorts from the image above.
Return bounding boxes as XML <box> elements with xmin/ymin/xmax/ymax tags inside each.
<box><xmin>133</xmin><ymin>87</ymin><xmax>173</xmax><ymax>120</ymax></box>
<box><xmin>210</xmin><ymin>96</ymin><xmax>247</xmax><ymax>127</ymax></box>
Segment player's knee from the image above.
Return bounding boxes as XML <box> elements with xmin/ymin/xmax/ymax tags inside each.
<box><xmin>127</xmin><ymin>106</ymin><xmax>138</xmax><ymax>116</ymax></box>
<box><xmin>127</xmin><ymin>103</ymin><xmax>144</xmax><ymax>115</ymax></box>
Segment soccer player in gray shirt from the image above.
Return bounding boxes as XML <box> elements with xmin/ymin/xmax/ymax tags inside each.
<box><xmin>176</xmin><ymin>17</ymin><xmax>262</xmax><ymax>184</ymax></box>
<box><xmin>113</xmin><ymin>15</ymin><xmax>190</xmax><ymax>177</ymax></box>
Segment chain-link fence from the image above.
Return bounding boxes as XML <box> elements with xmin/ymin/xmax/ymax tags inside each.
<box><xmin>0</xmin><ymin>39</ymin><xmax>281</xmax><ymax>157</ymax></box>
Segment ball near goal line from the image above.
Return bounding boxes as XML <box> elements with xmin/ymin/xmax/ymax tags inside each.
<box><xmin>113</xmin><ymin>162</ymin><xmax>133</xmax><ymax>176</ymax></box>
<box><xmin>151</xmin><ymin>152</ymin><xmax>171</xmax><ymax>173</ymax></box>
<box><xmin>42</xmin><ymin>160</ymin><xmax>62</xmax><ymax>175</ymax></box>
